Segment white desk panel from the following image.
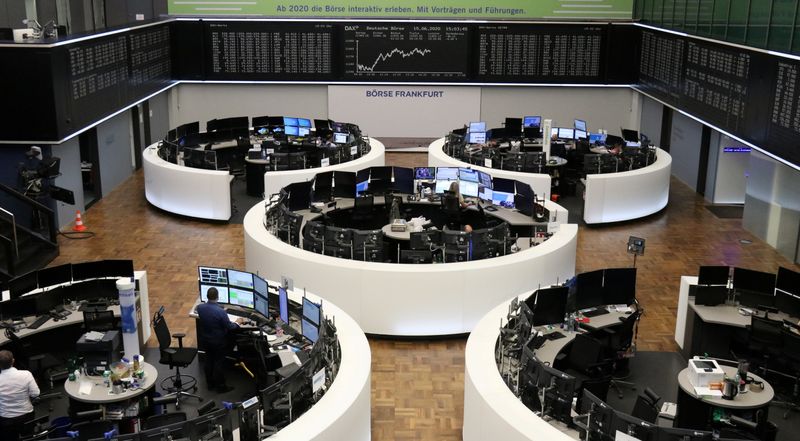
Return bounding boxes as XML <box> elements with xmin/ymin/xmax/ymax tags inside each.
<box><xmin>583</xmin><ymin>148</ymin><xmax>672</xmax><ymax>224</ymax></box>
<box><xmin>427</xmin><ymin>138</ymin><xmax>552</xmax><ymax>200</ymax></box>
<box><xmin>263</xmin><ymin>138</ymin><xmax>386</xmax><ymax>199</ymax></box>
<box><xmin>244</xmin><ymin>201</ymin><xmax>577</xmax><ymax>336</ymax></box>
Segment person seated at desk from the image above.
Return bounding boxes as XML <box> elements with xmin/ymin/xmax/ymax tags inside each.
<box><xmin>0</xmin><ymin>350</ymin><xmax>40</xmax><ymax>441</ymax></box>
<box><xmin>197</xmin><ymin>288</ymin><xmax>246</xmax><ymax>393</ymax></box>
<box><xmin>448</xmin><ymin>181</ymin><xmax>472</xmax><ymax>209</ymax></box>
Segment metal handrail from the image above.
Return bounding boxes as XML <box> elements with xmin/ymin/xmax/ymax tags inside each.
<box><xmin>0</xmin><ymin>207</ymin><xmax>19</xmax><ymax>258</ymax></box>
<box><xmin>0</xmin><ymin>183</ymin><xmax>57</xmax><ymax>244</ymax></box>
<box><xmin>0</xmin><ymin>234</ymin><xmax>16</xmax><ymax>276</ymax></box>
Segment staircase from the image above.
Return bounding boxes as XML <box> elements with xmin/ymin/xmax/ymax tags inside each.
<box><xmin>0</xmin><ymin>183</ymin><xmax>59</xmax><ymax>284</ymax></box>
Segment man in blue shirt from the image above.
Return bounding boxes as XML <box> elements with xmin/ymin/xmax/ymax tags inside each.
<box><xmin>197</xmin><ymin>287</ymin><xmax>240</xmax><ymax>393</ymax></box>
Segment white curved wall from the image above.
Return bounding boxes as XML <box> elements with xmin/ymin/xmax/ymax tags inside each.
<box><xmin>263</xmin><ymin>138</ymin><xmax>386</xmax><ymax>198</ymax></box>
<box><xmin>143</xmin><ymin>146</ymin><xmax>233</xmax><ymax>220</ymax></box>
<box><xmin>427</xmin><ymin>138</ymin><xmax>552</xmax><ymax>199</ymax></box>
<box><xmin>583</xmin><ymin>148</ymin><xmax>672</xmax><ymax>224</ymax></box>
<box><xmin>274</xmin><ymin>288</ymin><xmax>371</xmax><ymax>441</ymax></box>
<box><xmin>244</xmin><ymin>202</ymin><xmax>577</xmax><ymax>336</ymax></box>
<box><xmin>464</xmin><ymin>297</ymin><xmax>572</xmax><ymax>441</ymax></box>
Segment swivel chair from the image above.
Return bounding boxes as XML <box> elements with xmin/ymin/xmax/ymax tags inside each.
<box><xmin>441</xmin><ymin>191</ymin><xmax>462</xmax><ymax>230</ymax></box>
<box><xmin>599</xmin><ymin>309</ymin><xmax>642</xmax><ymax>398</ymax></box>
<box><xmin>631</xmin><ymin>387</ymin><xmax>661</xmax><ymax>424</ymax></box>
<box><xmin>771</xmin><ymin>329</ymin><xmax>800</xmax><ymax>419</ymax></box>
<box><xmin>272</xmin><ymin>153</ymin><xmax>289</xmax><ymax>171</ymax></box>
<box><xmin>142</xmin><ymin>412</ymin><xmax>187</xmax><ymax>430</ymax></box>
<box><xmin>740</xmin><ymin>316</ymin><xmax>783</xmax><ymax>377</ymax></box>
<box><xmin>554</xmin><ymin>333</ymin><xmax>613</xmax><ymax>403</ymax></box>
<box><xmin>152</xmin><ymin>307</ymin><xmax>202</xmax><ymax>408</ymax></box>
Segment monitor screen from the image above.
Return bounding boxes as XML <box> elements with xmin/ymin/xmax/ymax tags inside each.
<box><xmin>254</xmin><ymin>292</ymin><xmax>269</xmax><ymax>317</ymax></box>
<box><xmin>355</xmin><ymin>180</ymin><xmax>369</xmax><ymax>195</ymax></box>
<box><xmin>303</xmin><ymin>297</ymin><xmax>321</xmax><ymax>325</ymax></box>
<box><xmin>602</xmin><ymin>268</ymin><xmax>637</xmax><ymax>305</ymax></box>
<box><xmin>284</xmin><ymin>125</ymin><xmax>299</xmax><ymax>136</ymax></box>
<box><xmin>468</xmin><ymin>131</ymin><xmax>486</xmax><ymax>144</ymax></box>
<box><xmin>435</xmin><ymin>180</ymin><xmax>454</xmax><ymax>194</ymax></box>
<box><xmin>228</xmin><ymin>269</ymin><xmax>254</xmax><ymax>290</ymax></box>
<box><xmin>278</xmin><ymin>286</ymin><xmax>289</xmax><ymax>324</ymax></box>
<box><xmin>436</xmin><ymin>167</ymin><xmax>459</xmax><ymax>180</ymax></box>
<box><xmin>459</xmin><ymin>167</ymin><xmax>479</xmax><ymax>183</ymax></box>
<box><xmin>98</xmin><ymin>260</ymin><xmax>134</xmax><ymax>278</ymax></box>
<box><xmin>575</xmin><ymin>269</ymin><xmax>604</xmax><ymax>310</ymax></box>
<box><xmin>698</xmin><ymin>266</ymin><xmax>729</xmax><ymax>286</ymax></box>
<box><xmin>588</xmin><ymin>133</ymin><xmax>605</xmax><ymax>144</ymax></box>
<box><xmin>477</xmin><ymin>171</ymin><xmax>492</xmax><ymax>188</ymax></box>
<box><xmin>283</xmin><ymin>117</ymin><xmax>298</xmax><ymax>126</ymax></box>
<box><xmin>492</xmin><ymin>177</ymin><xmax>515</xmax><ymax>193</ymax></box>
<box><xmin>621</xmin><ymin>128</ymin><xmax>639</xmax><ymax>142</ymax></box>
<box><xmin>574</xmin><ymin>119</ymin><xmax>587</xmax><ymax>132</ymax></box>
<box><xmin>492</xmin><ymin>191</ymin><xmax>515</xmax><ymax>208</ymax></box>
<box><xmin>229</xmin><ymin>287</ymin><xmax>255</xmax><ymax>309</ymax></box>
<box><xmin>37</xmin><ymin>264</ymin><xmax>72</xmax><ymax>288</ymax></box>
<box><xmin>733</xmin><ymin>267</ymin><xmax>776</xmax><ymax>295</ymax></box>
<box><xmin>415</xmin><ymin>167</ymin><xmax>436</xmax><ymax>180</ymax></box>
<box><xmin>469</xmin><ymin>121</ymin><xmax>486</xmax><ymax>132</ymax></box>
<box><xmin>459</xmin><ymin>180</ymin><xmax>479</xmax><ymax>198</ymax></box>
<box><xmin>515</xmin><ymin>182</ymin><xmax>533</xmax><ymax>199</ymax></box>
<box><xmin>551</xmin><ymin>127</ymin><xmax>558</xmax><ymax>137</ymax></box>
<box><xmin>298</xmin><ymin>127</ymin><xmax>310</xmax><ymax>137</ymax></box>
<box><xmin>557</xmin><ymin>128</ymin><xmax>574</xmax><ymax>140</ymax></box>
<box><xmin>9</xmin><ymin>271</ymin><xmax>37</xmax><ymax>298</ymax></box>
<box><xmin>532</xmin><ymin>287</ymin><xmax>569</xmax><ymax>326</ymax></box>
<box><xmin>199</xmin><ymin>266</ymin><xmax>228</xmax><ymax>285</ymax></box>
<box><xmin>574</xmin><ymin>129</ymin><xmax>587</xmax><ymax>139</ymax></box>
<box><xmin>478</xmin><ymin>186</ymin><xmax>493</xmax><ymax>202</ymax></box>
<box><xmin>334</xmin><ymin>171</ymin><xmax>356</xmax><ymax>198</ymax></box>
<box><xmin>71</xmin><ymin>261</ymin><xmax>105</xmax><ymax>280</ymax></box>
<box><xmin>200</xmin><ymin>284</ymin><xmax>229</xmax><ymax>303</ymax></box>
<box><xmin>297</xmin><ymin>118</ymin><xmax>312</xmax><ymax>128</ymax></box>
<box><xmin>392</xmin><ymin>167</ymin><xmax>414</xmax><ymax>194</ymax></box>
<box><xmin>333</xmin><ymin>132</ymin><xmax>348</xmax><ymax>144</ymax></box>
<box><xmin>523</xmin><ymin>116</ymin><xmax>541</xmax><ymax>128</ymax></box>
<box><xmin>302</xmin><ymin>318</ymin><xmax>319</xmax><ymax>344</ymax></box>
<box><xmin>777</xmin><ymin>267</ymin><xmax>800</xmax><ymax>296</ymax></box>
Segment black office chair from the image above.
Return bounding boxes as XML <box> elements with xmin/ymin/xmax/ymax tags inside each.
<box><xmin>555</xmin><ymin>333</ymin><xmax>613</xmax><ymax>395</ymax></box>
<box><xmin>631</xmin><ymin>387</ymin><xmax>661</xmax><ymax>424</ymax></box>
<box><xmin>83</xmin><ymin>310</ymin><xmax>116</xmax><ymax>332</ymax></box>
<box><xmin>771</xmin><ymin>329</ymin><xmax>800</xmax><ymax>419</ymax></box>
<box><xmin>599</xmin><ymin>309</ymin><xmax>642</xmax><ymax>398</ymax></box>
<box><xmin>441</xmin><ymin>191</ymin><xmax>461</xmax><ymax>229</ymax></box>
<box><xmin>152</xmin><ymin>307</ymin><xmax>202</xmax><ymax>408</ymax></box>
<box><xmin>741</xmin><ymin>316</ymin><xmax>783</xmax><ymax>376</ymax></box>
<box><xmin>352</xmin><ymin>195</ymin><xmax>375</xmax><ymax>228</ymax></box>
<box><xmin>142</xmin><ymin>412</ymin><xmax>187</xmax><ymax>430</ymax></box>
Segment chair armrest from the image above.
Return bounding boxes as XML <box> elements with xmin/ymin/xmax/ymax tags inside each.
<box><xmin>173</xmin><ymin>332</ymin><xmax>186</xmax><ymax>347</ymax></box>
<box><xmin>555</xmin><ymin>353</ymin><xmax>567</xmax><ymax>363</ymax></box>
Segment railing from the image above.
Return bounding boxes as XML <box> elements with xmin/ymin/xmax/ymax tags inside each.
<box><xmin>0</xmin><ymin>234</ymin><xmax>15</xmax><ymax>276</ymax></box>
<box><xmin>0</xmin><ymin>207</ymin><xmax>18</xmax><ymax>258</ymax></box>
<box><xmin>0</xmin><ymin>183</ymin><xmax>57</xmax><ymax>245</ymax></box>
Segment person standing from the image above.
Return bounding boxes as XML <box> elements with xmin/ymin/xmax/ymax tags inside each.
<box><xmin>0</xmin><ymin>350</ymin><xmax>40</xmax><ymax>441</ymax></box>
<box><xmin>197</xmin><ymin>287</ymin><xmax>240</xmax><ymax>393</ymax></box>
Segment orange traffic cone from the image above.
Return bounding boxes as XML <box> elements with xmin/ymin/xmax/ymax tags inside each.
<box><xmin>73</xmin><ymin>210</ymin><xmax>87</xmax><ymax>232</ymax></box>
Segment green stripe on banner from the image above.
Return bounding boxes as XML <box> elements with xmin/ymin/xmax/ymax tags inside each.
<box><xmin>167</xmin><ymin>0</ymin><xmax>634</xmax><ymax>19</ymax></box>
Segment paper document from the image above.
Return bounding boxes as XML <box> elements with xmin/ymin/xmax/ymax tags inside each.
<box><xmin>83</xmin><ymin>331</ymin><xmax>105</xmax><ymax>342</ymax></box>
<box><xmin>79</xmin><ymin>381</ymin><xmax>93</xmax><ymax>395</ymax></box>
<box><xmin>614</xmin><ymin>305</ymin><xmax>633</xmax><ymax>313</ymax></box>
<box><xmin>693</xmin><ymin>386</ymin><xmax>723</xmax><ymax>397</ymax></box>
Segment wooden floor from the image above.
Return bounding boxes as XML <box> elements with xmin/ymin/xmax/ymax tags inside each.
<box><xmin>51</xmin><ymin>151</ymin><xmax>799</xmax><ymax>441</ymax></box>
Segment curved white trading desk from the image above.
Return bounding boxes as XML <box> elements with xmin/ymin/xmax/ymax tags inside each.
<box><xmin>582</xmin><ymin>148</ymin><xmax>672</xmax><ymax>224</ymax></box>
<box><xmin>427</xmin><ymin>137</ymin><xmax>552</xmax><ymax>199</ymax></box>
<box><xmin>273</xmin><ymin>288</ymin><xmax>371</xmax><ymax>441</ymax></box>
<box><xmin>464</xmin><ymin>296</ymin><xmax>573</xmax><ymax>441</ymax></box>
<box><xmin>243</xmin><ymin>201</ymin><xmax>577</xmax><ymax>336</ymax></box>
<box><xmin>142</xmin><ymin>139</ymin><xmax>385</xmax><ymax>221</ymax></box>
<box><xmin>263</xmin><ymin>138</ymin><xmax>386</xmax><ymax>199</ymax></box>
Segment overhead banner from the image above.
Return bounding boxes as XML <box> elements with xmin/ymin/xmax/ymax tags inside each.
<box><xmin>167</xmin><ymin>1</ymin><xmax>634</xmax><ymax>20</ymax></box>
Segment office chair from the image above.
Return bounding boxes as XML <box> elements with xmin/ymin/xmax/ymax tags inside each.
<box><xmin>352</xmin><ymin>195</ymin><xmax>375</xmax><ymax>228</ymax></box>
<box><xmin>441</xmin><ymin>191</ymin><xmax>462</xmax><ymax>229</ymax></box>
<box><xmin>289</xmin><ymin>152</ymin><xmax>306</xmax><ymax>169</ymax></box>
<box><xmin>83</xmin><ymin>310</ymin><xmax>116</xmax><ymax>332</ymax></box>
<box><xmin>556</xmin><ymin>333</ymin><xmax>613</xmax><ymax>380</ymax></box>
<box><xmin>142</xmin><ymin>412</ymin><xmax>187</xmax><ymax>430</ymax></box>
<box><xmin>152</xmin><ymin>307</ymin><xmax>202</xmax><ymax>408</ymax></box>
<box><xmin>740</xmin><ymin>316</ymin><xmax>783</xmax><ymax>377</ymax></box>
<box><xmin>631</xmin><ymin>387</ymin><xmax>661</xmax><ymax>424</ymax></box>
<box><xmin>272</xmin><ymin>153</ymin><xmax>289</xmax><ymax>171</ymax></box>
<box><xmin>771</xmin><ymin>329</ymin><xmax>800</xmax><ymax>419</ymax></box>
<box><xmin>599</xmin><ymin>309</ymin><xmax>642</xmax><ymax>398</ymax></box>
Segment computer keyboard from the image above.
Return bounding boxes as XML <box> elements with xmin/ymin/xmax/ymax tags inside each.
<box><xmin>27</xmin><ymin>315</ymin><xmax>51</xmax><ymax>330</ymax></box>
<box><xmin>582</xmin><ymin>307</ymin><xmax>610</xmax><ymax>318</ymax></box>
<box><xmin>546</xmin><ymin>331</ymin><xmax>566</xmax><ymax>340</ymax></box>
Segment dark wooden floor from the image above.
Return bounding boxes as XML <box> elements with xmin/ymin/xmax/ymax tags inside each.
<box><xmin>51</xmin><ymin>152</ymin><xmax>799</xmax><ymax>441</ymax></box>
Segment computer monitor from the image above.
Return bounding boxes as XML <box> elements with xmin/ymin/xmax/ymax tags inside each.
<box><xmin>0</xmin><ymin>297</ymin><xmax>37</xmax><ymax>320</ymax></box>
<box><xmin>409</xmin><ymin>230</ymin><xmax>442</xmax><ymax>251</ymax></box>
<box><xmin>187</xmin><ymin>408</ymin><xmax>234</xmax><ymax>441</ymax></box>
<box><xmin>284</xmin><ymin>125</ymin><xmax>299</xmax><ymax>137</ymax></box>
<box><xmin>468</xmin><ymin>131</ymin><xmax>486</xmax><ymax>144</ymax></box>
<box><xmin>695</xmin><ymin>285</ymin><xmax>728</xmax><ymax>306</ymax></box>
<box><xmin>199</xmin><ymin>266</ymin><xmax>228</xmax><ymax>285</ymax></box>
<box><xmin>303</xmin><ymin>297</ymin><xmax>321</xmax><ymax>326</ymax></box>
<box><xmin>523</xmin><ymin>116</ymin><xmax>541</xmax><ymax>128</ymax></box>
<box><xmin>602</xmin><ymin>268</ymin><xmax>637</xmax><ymax>305</ymax></box>
<box><xmin>458</xmin><ymin>167</ymin><xmax>479</xmax><ymax>183</ymax></box>
<box><xmin>492</xmin><ymin>177</ymin><xmax>515</xmax><ymax>193</ymax></box>
<box><xmin>557</xmin><ymin>128</ymin><xmax>574</xmax><ymax>140</ymax></box>
<box><xmin>588</xmin><ymin>133</ymin><xmax>606</xmax><ymax>145</ymax></box>
<box><xmin>333</xmin><ymin>132</ymin><xmax>348</xmax><ymax>144</ymax></box>
<box><xmin>334</xmin><ymin>171</ymin><xmax>356</xmax><ymax>198</ymax></box>
<box><xmin>278</xmin><ymin>286</ymin><xmax>289</xmax><ymax>324</ymax></box>
<box><xmin>313</xmin><ymin>119</ymin><xmax>330</xmax><ymax>130</ymax></box>
<box><xmin>287</xmin><ymin>181</ymin><xmax>313</xmax><ymax>211</ymax></box>
<box><xmin>478</xmin><ymin>186</ymin><xmax>493</xmax><ymax>203</ymax></box>
<box><xmin>297</xmin><ymin>118</ymin><xmax>311</xmax><ymax>128</ymax></box>
<box><xmin>579</xmin><ymin>389</ymin><xmax>614</xmax><ymax>440</ymax></box>
<box><xmin>621</xmin><ymin>128</ymin><xmax>639</xmax><ymax>142</ymax></box>
<box><xmin>355</xmin><ymin>180</ymin><xmax>369</xmax><ymax>196</ymax></box>
<box><xmin>574</xmin><ymin>129</ymin><xmax>587</xmax><ymax>140</ymax></box>
<box><xmin>515</xmin><ymin>182</ymin><xmax>533</xmax><ymax>199</ymax></box>
<box><xmin>414</xmin><ymin>167</ymin><xmax>436</xmax><ymax>180</ymax></box>
<box><xmin>436</xmin><ymin>167</ymin><xmax>459</xmax><ymax>180</ymax></box>
<box><xmin>34</xmin><ymin>290</ymin><xmax>62</xmax><ymax>314</ymax></box>
<box><xmin>611</xmin><ymin>411</ymin><xmax>657</xmax><ymax>441</ymax></box>
<box><xmin>698</xmin><ymin>266</ymin><xmax>730</xmax><ymax>286</ymax></box>
<box><xmin>71</xmin><ymin>261</ymin><xmax>105</xmax><ymax>281</ymax></box>
<box><xmin>531</xmin><ymin>286</ymin><xmax>569</xmax><ymax>326</ymax></box>
<box><xmin>98</xmin><ymin>260</ymin><xmax>134</xmax><ymax>278</ymax></box>
<box><xmin>400</xmin><ymin>250</ymin><xmax>433</xmax><ymax>264</ymax></box>
<box><xmin>314</xmin><ymin>171</ymin><xmax>334</xmax><ymax>202</ymax></box>
<box><xmin>8</xmin><ymin>271</ymin><xmax>38</xmax><ymax>298</ymax></box>
<box><xmin>777</xmin><ymin>267</ymin><xmax>800</xmax><ymax>296</ymax></box>
<box><xmin>298</xmin><ymin>127</ymin><xmax>310</xmax><ymax>137</ymax></box>
<box><xmin>227</xmin><ymin>269</ymin><xmax>254</xmax><ymax>290</ymax></box>
<box><xmin>733</xmin><ymin>267</ymin><xmax>776</xmax><ymax>295</ymax></box>
<box><xmin>775</xmin><ymin>291</ymin><xmax>800</xmax><ymax>317</ymax></box>
<box><xmin>492</xmin><ymin>191</ymin><xmax>515</xmax><ymax>208</ymax></box>
<box><xmin>551</xmin><ymin>127</ymin><xmax>558</xmax><ymax>137</ymax></box>
<box><xmin>283</xmin><ymin>117</ymin><xmax>298</xmax><ymax>127</ymax></box>
<box><xmin>254</xmin><ymin>292</ymin><xmax>269</xmax><ymax>318</ymax></box>
<box><xmin>459</xmin><ymin>180</ymin><xmax>479</xmax><ymax>198</ymax></box>
<box><xmin>302</xmin><ymin>318</ymin><xmax>319</xmax><ymax>344</ymax></box>
<box><xmin>392</xmin><ymin>167</ymin><xmax>414</xmax><ymax>194</ymax></box>
<box><xmin>477</xmin><ymin>171</ymin><xmax>492</xmax><ymax>189</ymax></box>
<box><xmin>605</xmin><ymin>134</ymin><xmax>625</xmax><ymax>146</ymax></box>
<box><xmin>574</xmin><ymin>119</ymin><xmax>587</xmax><ymax>132</ymax></box>
<box><xmin>505</xmin><ymin>117</ymin><xmax>522</xmax><ymax>135</ymax></box>
<box><xmin>200</xmin><ymin>284</ymin><xmax>229</xmax><ymax>303</ymax></box>
<box><xmin>435</xmin><ymin>179</ymin><xmax>453</xmax><ymax>194</ymax></box>
<box><xmin>575</xmin><ymin>269</ymin><xmax>604</xmax><ymax>311</ymax></box>
<box><xmin>469</xmin><ymin>121</ymin><xmax>486</xmax><ymax>132</ymax></box>
<box><xmin>229</xmin><ymin>287</ymin><xmax>255</xmax><ymax>309</ymax></box>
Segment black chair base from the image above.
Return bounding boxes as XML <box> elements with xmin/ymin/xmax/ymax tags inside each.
<box><xmin>160</xmin><ymin>374</ymin><xmax>202</xmax><ymax>409</ymax></box>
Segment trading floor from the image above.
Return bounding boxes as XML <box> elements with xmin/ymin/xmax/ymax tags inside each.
<box><xmin>49</xmin><ymin>152</ymin><xmax>800</xmax><ymax>441</ymax></box>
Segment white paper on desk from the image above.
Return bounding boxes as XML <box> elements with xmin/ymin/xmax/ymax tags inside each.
<box><xmin>79</xmin><ymin>381</ymin><xmax>93</xmax><ymax>395</ymax></box>
<box><xmin>694</xmin><ymin>386</ymin><xmax>723</xmax><ymax>397</ymax></box>
<box><xmin>615</xmin><ymin>430</ymin><xmax>640</xmax><ymax>441</ymax></box>
<box><xmin>615</xmin><ymin>305</ymin><xmax>633</xmax><ymax>313</ymax></box>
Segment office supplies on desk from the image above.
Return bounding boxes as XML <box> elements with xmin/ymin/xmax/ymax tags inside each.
<box><xmin>546</xmin><ymin>331</ymin><xmax>566</xmax><ymax>340</ymax></box>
